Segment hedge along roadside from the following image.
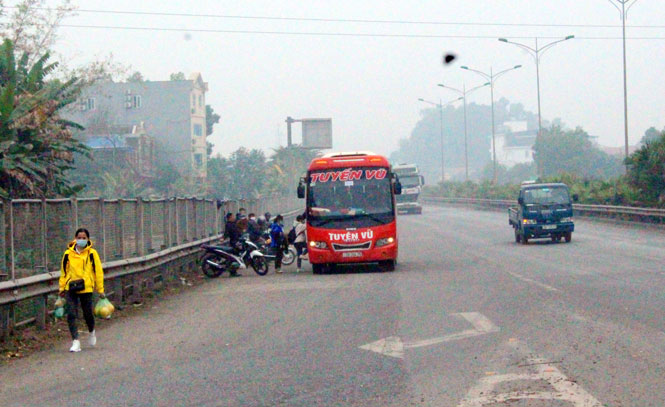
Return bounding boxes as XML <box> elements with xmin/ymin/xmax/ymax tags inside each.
<box><xmin>0</xmin><ymin>195</ymin><xmax>301</xmax><ymax>340</ymax></box>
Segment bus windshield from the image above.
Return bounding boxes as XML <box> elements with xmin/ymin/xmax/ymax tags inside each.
<box><xmin>307</xmin><ymin>167</ymin><xmax>395</xmax><ymax>228</ymax></box>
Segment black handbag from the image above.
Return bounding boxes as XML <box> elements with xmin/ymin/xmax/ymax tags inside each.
<box><xmin>69</xmin><ymin>279</ymin><xmax>85</xmax><ymax>293</ymax></box>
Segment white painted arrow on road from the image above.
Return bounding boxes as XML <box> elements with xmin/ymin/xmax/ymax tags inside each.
<box><xmin>359</xmin><ymin>312</ymin><xmax>500</xmax><ymax>359</ymax></box>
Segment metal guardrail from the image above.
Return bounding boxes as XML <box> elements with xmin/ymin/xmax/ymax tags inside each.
<box><xmin>0</xmin><ymin>196</ymin><xmax>301</xmax><ymax>339</ymax></box>
<box><xmin>421</xmin><ymin>197</ymin><xmax>665</xmax><ymax>223</ymax></box>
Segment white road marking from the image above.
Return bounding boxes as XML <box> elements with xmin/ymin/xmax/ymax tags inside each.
<box><xmin>457</xmin><ymin>340</ymin><xmax>603</xmax><ymax>407</ymax></box>
<box><xmin>359</xmin><ymin>312</ymin><xmax>499</xmax><ymax>359</ymax></box>
<box><xmin>506</xmin><ymin>270</ymin><xmax>560</xmax><ymax>292</ymax></box>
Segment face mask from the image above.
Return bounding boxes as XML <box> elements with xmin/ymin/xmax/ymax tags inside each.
<box><xmin>76</xmin><ymin>239</ymin><xmax>88</xmax><ymax>248</ymax></box>
<box><xmin>249</xmin><ymin>217</ymin><xmax>256</xmax><ymax>221</ymax></box>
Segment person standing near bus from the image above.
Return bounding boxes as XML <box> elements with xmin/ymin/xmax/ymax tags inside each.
<box><xmin>294</xmin><ymin>215</ymin><xmax>308</xmax><ymax>273</ymax></box>
<box><xmin>270</xmin><ymin>215</ymin><xmax>286</xmax><ymax>274</ymax></box>
<box><xmin>58</xmin><ymin>228</ymin><xmax>105</xmax><ymax>352</ymax></box>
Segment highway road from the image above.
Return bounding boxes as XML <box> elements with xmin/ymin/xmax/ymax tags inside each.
<box><xmin>2</xmin><ymin>205</ymin><xmax>665</xmax><ymax>406</ymax></box>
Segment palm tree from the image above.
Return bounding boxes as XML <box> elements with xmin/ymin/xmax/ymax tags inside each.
<box><xmin>0</xmin><ymin>38</ymin><xmax>87</xmax><ymax>198</ymax></box>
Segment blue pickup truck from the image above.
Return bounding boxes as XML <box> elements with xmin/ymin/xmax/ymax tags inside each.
<box><xmin>509</xmin><ymin>182</ymin><xmax>578</xmax><ymax>244</ymax></box>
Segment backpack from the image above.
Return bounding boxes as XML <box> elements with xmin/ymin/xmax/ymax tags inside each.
<box><xmin>287</xmin><ymin>227</ymin><xmax>296</xmax><ymax>245</ymax></box>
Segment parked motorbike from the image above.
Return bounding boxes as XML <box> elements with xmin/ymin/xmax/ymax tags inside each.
<box><xmin>258</xmin><ymin>231</ymin><xmax>297</xmax><ymax>266</ymax></box>
<box><xmin>201</xmin><ymin>237</ymin><xmax>269</xmax><ymax>278</ymax></box>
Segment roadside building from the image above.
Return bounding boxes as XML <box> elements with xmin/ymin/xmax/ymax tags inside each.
<box><xmin>490</xmin><ymin>121</ymin><xmax>537</xmax><ymax>168</ymax></box>
<box><xmin>68</xmin><ymin>73</ymin><xmax>208</xmax><ymax>179</ymax></box>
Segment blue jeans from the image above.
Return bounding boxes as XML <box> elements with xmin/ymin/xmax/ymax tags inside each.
<box><xmin>294</xmin><ymin>242</ymin><xmax>307</xmax><ymax>268</ymax></box>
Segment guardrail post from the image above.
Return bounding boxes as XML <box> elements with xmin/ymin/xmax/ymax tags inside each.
<box><xmin>9</xmin><ymin>200</ymin><xmax>15</xmax><ymax>281</ymax></box>
<box><xmin>175</xmin><ymin>199</ymin><xmax>181</xmax><ymax>245</ymax></box>
<box><xmin>40</xmin><ymin>199</ymin><xmax>48</xmax><ymax>273</ymax></box>
<box><xmin>0</xmin><ymin>304</ymin><xmax>11</xmax><ymax>340</ymax></box>
<box><xmin>162</xmin><ymin>199</ymin><xmax>170</xmax><ymax>249</ymax></box>
<box><xmin>184</xmin><ymin>199</ymin><xmax>190</xmax><ymax>243</ymax></box>
<box><xmin>115</xmin><ymin>201</ymin><xmax>125</xmax><ymax>259</ymax></box>
<box><xmin>99</xmin><ymin>198</ymin><xmax>106</xmax><ymax>261</ymax></box>
<box><xmin>136</xmin><ymin>199</ymin><xmax>144</xmax><ymax>256</ymax></box>
<box><xmin>35</xmin><ymin>294</ymin><xmax>47</xmax><ymax>329</ymax></box>
<box><xmin>113</xmin><ymin>277</ymin><xmax>124</xmax><ymax>304</ymax></box>
<box><xmin>192</xmin><ymin>199</ymin><xmax>199</xmax><ymax>240</ymax></box>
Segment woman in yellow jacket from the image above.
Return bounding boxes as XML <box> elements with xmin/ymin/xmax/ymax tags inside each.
<box><xmin>58</xmin><ymin>228</ymin><xmax>105</xmax><ymax>352</ymax></box>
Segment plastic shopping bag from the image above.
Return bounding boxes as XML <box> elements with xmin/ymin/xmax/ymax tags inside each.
<box><xmin>94</xmin><ymin>298</ymin><xmax>115</xmax><ymax>319</ymax></box>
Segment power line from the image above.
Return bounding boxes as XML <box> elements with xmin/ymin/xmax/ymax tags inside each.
<box><xmin>57</xmin><ymin>24</ymin><xmax>665</xmax><ymax>40</ymax></box>
<box><xmin>4</xmin><ymin>5</ymin><xmax>665</xmax><ymax>29</ymax></box>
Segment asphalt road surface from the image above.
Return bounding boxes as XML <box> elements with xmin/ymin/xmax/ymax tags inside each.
<box><xmin>2</xmin><ymin>205</ymin><xmax>665</xmax><ymax>406</ymax></box>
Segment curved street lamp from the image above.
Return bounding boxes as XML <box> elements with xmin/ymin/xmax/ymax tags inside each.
<box><xmin>460</xmin><ymin>65</ymin><xmax>522</xmax><ymax>183</ymax></box>
<box><xmin>418</xmin><ymin>97</ymin><xmax>464</xmax><ymax>183</ymax></box>
<box><xmin>498</xmin><ymin>36</ymin><xmax>574</xmax><ymax>139</ymax></box>
<box><xmin>437</xmin><ymin>82</ymin><xmax>490</xmax><ymax>181</ymax></box>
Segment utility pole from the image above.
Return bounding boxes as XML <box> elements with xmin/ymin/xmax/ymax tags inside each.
<box><xmin>418</xmin><ymin>97</ymin><xmax>463</xmax><ymax>184</ymax></box>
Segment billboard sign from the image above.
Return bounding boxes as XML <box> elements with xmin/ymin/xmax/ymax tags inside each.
<box><xmin>301</xmin><ymin>119</ymin><xmax>332</xmax><ymax>149</ymax></box>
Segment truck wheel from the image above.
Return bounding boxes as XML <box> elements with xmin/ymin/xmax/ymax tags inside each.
<box><xmin>564</xmin><ymin>232</ymin><xmax>572</xmax><ymax>243</ymax></box>
<box><xmin>514</xmin><ymin>228</ymin><xmax>521</xmax><ymax>243</ymax></box>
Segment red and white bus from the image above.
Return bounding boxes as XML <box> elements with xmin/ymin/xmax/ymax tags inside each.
<box><xmin>297</xmin><ymin>151</ymin><xmax>402</xmax><ymax>273</ymax></box>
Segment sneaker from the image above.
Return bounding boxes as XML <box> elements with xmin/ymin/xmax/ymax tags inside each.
<box><xmin>296</xmin><ymin>268</ymin><xmax>302</xmax><ymax>273</ymax></box>
<box><xmin>69</xmin><ymin>339</ymin><xmax>81</xmax><ymax>352</ymax></box>
<box><xmin>88</xmin><ymin>330</ymin><xmax>96</xmax><ymax>347</ymax></box>
<box><xmin>275</xmin><ymin>268</ymin><xmax>283</xmax><ymax>274</ymax></box>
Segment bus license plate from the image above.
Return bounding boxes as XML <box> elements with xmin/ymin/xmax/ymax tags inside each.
<box><xmin>342</xmin><ymin>252</ymin><xmax>362</xmax><ymax>258</ymax></box>
<box><xmin>542</xmin><ymin>225</ymin><xmax>557</xmax><ymax>230</ymax></box>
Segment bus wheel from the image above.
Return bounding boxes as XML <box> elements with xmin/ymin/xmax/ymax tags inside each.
<box><xmin>381</xmin><ymin>260</ymin><xmax>396</xmax><ymax>272</ymax></box>
<box><xmin>312</xmin><ymin>264</ymin><xmax>324</xmax><ymax>275</ymax></box>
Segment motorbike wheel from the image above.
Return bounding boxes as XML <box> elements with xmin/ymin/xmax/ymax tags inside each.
<box><xmin>251</xmin><ymin>256</ymin><xmax>269</xmax><ymax>276</ymax></box>
<box><xmin>201</xmin><ymin>253</ymin><xmax>226</xmax><ymax>278</ymax></box>
<box><xmin>281</xmin><ymin>247</ymin><xmax>297</xmax><ymax>266</ymax></box>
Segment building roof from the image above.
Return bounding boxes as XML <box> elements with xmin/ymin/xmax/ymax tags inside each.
<box><xmin>86</xmin><ymin>135</ymin><xmax>131</xmax><ymax>150</ymax></box>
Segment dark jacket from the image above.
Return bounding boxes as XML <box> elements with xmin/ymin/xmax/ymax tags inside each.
<box><xmin>248</xmin><ymin>219</ymin><xmax>262</xmax><ymax>242</ymax></box>
<box><xmin>224</xmin><ymin>220</ymin><xmax>241</xmax><ymax>246</ymax></box>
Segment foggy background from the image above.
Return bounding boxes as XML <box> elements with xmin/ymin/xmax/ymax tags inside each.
<box><xmin>52</xmin><ymin>0</ymin><xmax>665</xmax><ymax>157</ymax></box>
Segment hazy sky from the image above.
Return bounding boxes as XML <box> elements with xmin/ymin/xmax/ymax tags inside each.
<box><xmin>47</xmin><ymin>0</ymin><xmax>665</xmax><ymax>157</ymax></box>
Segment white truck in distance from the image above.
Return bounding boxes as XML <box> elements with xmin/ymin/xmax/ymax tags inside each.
<box><xmin>393</xmin><ymin>164</ymin><xmax>425</xmax><ymax>214</ymax></box>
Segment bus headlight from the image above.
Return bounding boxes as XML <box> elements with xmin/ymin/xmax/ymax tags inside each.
<box><xmin>523</xmin><ymin>219</ymin><xmax>537</xmax><ymax>225</ymax></box>
<box><xmin>560</xmin><ymin>217</ymin><xmax>573</xmax><ymax>223</ymax></box>
<box><xmin>376</xmin><ymin>237</ymin><xmax>395</xmax><ymax>247</ymax></box>
<box><xmin>309</xmin><ymin>241</ymin><xmax>328</xmax><ymax>249</ymax></box>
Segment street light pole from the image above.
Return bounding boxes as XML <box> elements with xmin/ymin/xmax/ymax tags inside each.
<box><xmin>418</xmin><ymin>97</ymin><xmax>463</xmax><ymax>184</ymax></box>
<box><xmin>498</xmin><ymin>35</ymin><xmax>574</xmax><ymax>138</ymax></box>
<box><xmin>438</xmin><ymin>82</ymin><xmax>490</xmax><ymax>181</ymax></box>
<box><xmin>606</xmin><ymin>0</ymin><xmax>641</xmax><ymax>162</ymax></box>
<box><xmin>461</xmin><ymin>64</ymin><xmax>522</xmax><ymax>184</ymax></box>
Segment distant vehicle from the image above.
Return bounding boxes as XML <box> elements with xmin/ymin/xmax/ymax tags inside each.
<box><xmin>392</xmin><ymin>164</ymin><xmax>425</xmax><ymax>214</ymax></box>
<box><xmin>508</xmin><ymin>183</ymin><xmax>578</xmax><ymax>244</ymax></box>
<box><xmin>297</xmin><ymin>151</ymin><xmax>402</xmax><ymax>273</ymax></box>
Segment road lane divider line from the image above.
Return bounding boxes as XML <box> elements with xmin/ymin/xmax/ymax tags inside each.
<box><xmin>359</xmin><ymin>312</ymin><xmax>499</xmax><ymax>359</ymax></box>
<box><xmin>506</xmin><ymin>270</ymin><xmax>559</xmax><ymax>292</ymax></box>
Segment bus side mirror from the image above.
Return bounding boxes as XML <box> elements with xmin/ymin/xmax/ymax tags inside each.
<box><xmin>394</xmin><ymin>180</ymin><xmax>402</xmax><ymax>195</ymax></box>
<box><xmin>518</xmin><ymin>197</ymin><xmax>524</xmax><ymax>205</ymax></box>
<box><xmin>572</xmin><ymin>194</ymin><xmax>579</xmax><ymax>203</ymax></box>
<box><xmin>420</xmin><ymin>175</ymin><xmax>425</xmax><ymax>186</ymax></box>
<box><xmin>297</xmin><ymin>179</ymin><xmax>305</xmax><ymax>199</ymax></box>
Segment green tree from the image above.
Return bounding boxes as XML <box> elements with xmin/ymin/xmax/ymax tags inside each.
<box><xmin>207</xmin><ymin>147</ymin><xmax>267</xmax><ymax>199</ymax></box>
<box><xmin>205</xmin><ymin>105</ymin><xmax>220</xmax><ymax>157</ymax></box>
<box><xmin>169</xmin><ymin>72</ymin><xmax>186</xmax><ymax>81</ymax></box>
<box><xmin>626</xmin><ymin>130</ymin><xmax>665</xmax><ymax>206</ymax></box>
<box><xmin>126</xmin><ymin>71</ymin><xmax>145</xmax><ymax>82</ymax></box>
<box><xmin>533</xmin><ymin>125</ymin><xmax>622</xmax><ymax>179</ymax></box>
<box><xmin>266</xmin><ymin>147</ymin><xmax>319</xmax><ymax>196</ymax></box>
<box><xmin>0</xmin><ymin>38</ymin><xmax>87</xmax><ymax>198</ymax></box>
<box><xmin>641</xmin><ymin>126</ymin><xmax>662</xmax><ymax>145</ymax></box>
